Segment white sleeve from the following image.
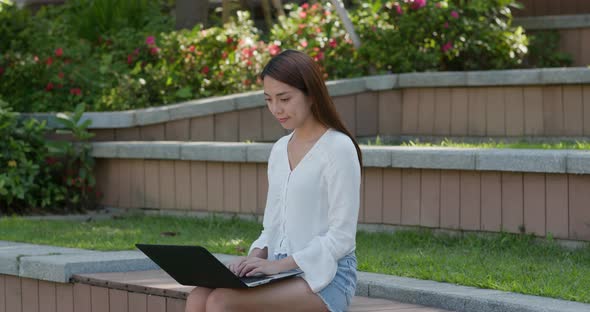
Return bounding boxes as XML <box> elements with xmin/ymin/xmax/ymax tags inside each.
<box><xmin>292</xmin><ymin>141</ymin><xmax>361</xmax><ymax>292</ymax></box>
<box><xmin>248</xmin><ymin>143</ymin><xmax>282</xmax><ymax>258</ymax></box>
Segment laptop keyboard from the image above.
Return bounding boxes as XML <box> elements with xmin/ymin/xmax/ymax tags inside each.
<box><xmin>239</xmin><ymin>275</ymin><xmax>270</xmax><ymax>284</ymax></box>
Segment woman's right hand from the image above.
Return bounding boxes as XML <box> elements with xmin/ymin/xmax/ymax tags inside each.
<box><xmin>228</xmin><ymin>247</ymin><xmax>268</xmax><ymax>275</ymax></box>
<box><xmin>227</xmin><ymin>256</ymin><xmax>248</xmax><ymax>275</ymax></box>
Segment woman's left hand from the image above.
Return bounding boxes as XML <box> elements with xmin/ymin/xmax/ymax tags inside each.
<box><xmin>237</xmin><ymin>257</ymin><xmax>284</xmax><ymax>277</ymax></box>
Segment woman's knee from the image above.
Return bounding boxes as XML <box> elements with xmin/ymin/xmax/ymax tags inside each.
<box><xmin>205</xmin><ymin>289</ymin><xmax>237</xmax><ymax>312</ymax></box>
<box><xmin>185</xmin><ymin>287</ymin><xmax>212</xmax><ymax>312</ymax></box>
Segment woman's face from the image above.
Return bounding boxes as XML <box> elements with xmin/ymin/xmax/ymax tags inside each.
<box><xmin>263</xmin><ymin>76</ymin><xmax>313</xmax><ymax>130</ymax></box>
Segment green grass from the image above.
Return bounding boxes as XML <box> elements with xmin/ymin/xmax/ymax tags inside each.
<box><xmin>364</xmin><ymin>137</ymin><xmax>590</xmax><ymax>150</ymax></box>
<box><xmin>1</xmin><ymin>215</ymin><xmax>589</xmax><ymax>303</ymax></box>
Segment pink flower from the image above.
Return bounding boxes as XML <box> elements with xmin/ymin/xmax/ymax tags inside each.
<box><xmin>0</xmin><ymin>67</ymin><xmax>4</xmax><ymax>76</ymax></box>
<box><xmin>313</xmin><ymin>51</ymin><xmax>324</xmax><ymax>62</ymax></box>
<box><xmin>46</xmin><ymin>57</ymin><xmax>53</xmax><ymax>66</ymax></box>
<box><xmin>221</xmin><ymin>51</ymin><xmax>228</xmax><ymax>59</ymax></box>
<box><xmin>316</xmin><ymin>27</ymin><xmax>322</xmax><ymax>33</ymax></box>
<box><xmin>34</xmin><ymin>55</ymin><xmax>39</xmax><ymax>63</ymax></box>
<box><xmin>269</xmin><ymin>44</ymin><xmax>281</xmax><ymax>56</ymax></box>
<box><xmin>45</xmin><ymin>82</ymin><xmax>54</xmax><ymax>92</ymax></box>
<box><xmin>435</xmin><ymin>2</ymin><xmax>442</xmax><ymax>8</ymax></box>
<box><xmin>45</xmin><ymin>157</ymin><xmax>58</xmax><ymax>165</ymax></box>
<box><xmin>441</xmin><ymin>41</ymin><xmax>453</xmax><ymax>53</ymax></box>
<box><xmin>410</xmin><ymin>0</ymin><xmax>427</xmax><ymax>10</ymax></box>
<box><xmin>58</xmin><ymin>72</ymin><xmax>65</xmax><ymax>79</ymax></box>
<box><xmin>329</xmin><ymin>38</ymin><xmax>337</xmax><ymax>48</ymax></box>
<box><xmin>127</xmin><ymin>54</ymin><xmax>133</xmax><ymax>65</ymax></box>
<box><xmin>70</xmin><ymin>88</ymin><xmax>82</xmax><ymax>96</ymax></box>
<box><xmin>134</xmin><ymin>48</ymin><xmax>140</xmax><ymax>56</ymax></box>
<box><xmin>394</xmin><ymin>3</ymin><xmax>403</xmax><ymax>15</ymax></box>
<box><xmin>300</xmin><ymin>11</ymin><xmax>307</xmax><ymax>19</ymax></box>
<box><xmin>324</xmin><ymin>10</ymin><xmax>331</xmax><ymax>16</ymax></box>
<box><xmin>443</xmin><ymin>22</ymin><xmax>449</xmax><ymax>28</ymax></box>
<box><xmin>451</xmin><ymin>10</ymin><xmax>459</xmax><ymax>19</ymax></box>
<box><xmin>188</xmin><ymin>45</ymin><xmax>195</xmax><ymax>52</ymax></box>
<box><xmin>302</xmin><ymin>3</ymin><xmax>309</xmax><ymax>9</ymax></box>
<box><xmin>146</xmin><ymin>36</ymin><xmax>156</xmax><ymax>46</ymax></box>
<box><xmin>227</xmin><ymin>37</ymin><xmax>234</xmax><ymax>45</ymax></box>
<box><xmin>150</xmin><ymin>47</ymin><xmax>159</xmax><ymax>55</ymax></box>
<box><xmin>300</xmin><ymin>40</ymin><xmax>308</xmax><ymax>48</ymax></box>
<box><xmin>201</xmin><ymin>66</ymin><xmax>210</xmax><ymax>74</ymax></box>
<box><xmin>55</xmin><ymin>48</ymin><xmax>63</xmax><ymax>57</ymax></box>
<box><xmin>241</xmin><ymin>48</ymin><xmax>254</xmax><ymax>59</ymax></box>
<box><xmin>311</xmin><ymin>3</ymin><xmax>319</xmax><ymax>10</ymax></box>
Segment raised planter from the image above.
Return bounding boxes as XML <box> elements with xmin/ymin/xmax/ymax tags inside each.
<box><xmin>90</xmin><ymin>142</ymin><xmax>590</xmax><ymax>242</ymax></box>
<box><xmin>514</xmin><ymin>0</ymin><xmax>590</xmax><ymax>17</ymax></box>
<box><xmin>515</xmin><ymin>14</ymin><xmax>590</xmax><ymax>67</ymax></box>
<box><xmin>27</xmin><ymin>68</ymin><xmax>590</xmax><ymax>141</ymax></box>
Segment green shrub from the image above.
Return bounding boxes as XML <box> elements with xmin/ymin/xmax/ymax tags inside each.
<box><xmin>0</xmin><ymin>100</ymin><xmax>98</xmax><ymax>215</ymax></box>
<box><xmin>526</xmin><ymin>31</ymin><xmax>572</xmax><ymax>68</ymax></box>
<box><xmin>354</xmin><ymin>0</ymin><xmax>528</xmax><ymax>73</ymax></box>
<box><xmin>0</xmin><ymin>100</ymin><xmax>61</xmax><ymax>214</ymax></box>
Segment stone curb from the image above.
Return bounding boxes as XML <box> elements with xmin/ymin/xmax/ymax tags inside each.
<box><xmin>90</xmin><ymin>141</ymin><xmax>590</xmax><ymax>175</ymax></box>
<box><xmin>514</xmin><ymin>14</ymin><xmax>590</xmax><ymax>30</ymax></box>
<box><xmin>22</xmin><ymin>68</ymin><xmax>590</xmax><ymax>129</ymax></box>
<box><xmin>0</xmin><ymin>241</ymin><xmax>158</xmax><ymax>283</ymax></box>
<box><xmin>355</xmin><ymin>271</ymin><xmax>590</xmax><ymax>312</ymax></box>
<box><xmin>2</xmin><ymin>241</ymin><xmax>588</xmax><ymax>312</ymax></box>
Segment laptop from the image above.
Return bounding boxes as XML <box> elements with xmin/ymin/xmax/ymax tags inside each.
<box><xmin>135</xmin><ymin>244</ymin><xmax>303</xmax><ymax>288</ymax></box>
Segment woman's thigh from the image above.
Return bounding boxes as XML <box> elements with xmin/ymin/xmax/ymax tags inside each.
<box><xmin>205</xmin><ymin>277</ymin><xmax>328</xmax><ymax>312</ymax></box>
<box><xmin>185</xmin><ymin>287</ymin><xmax>213</xmax><ymax>312</ymax></box>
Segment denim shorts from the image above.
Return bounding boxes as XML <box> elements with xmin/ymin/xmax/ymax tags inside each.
<box><xmin>274</xmin><ymin>252</ymin><xmax>357</xmax><ymax>312</ymax></box>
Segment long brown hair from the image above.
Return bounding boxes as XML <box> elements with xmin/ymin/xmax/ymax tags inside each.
<box><xmin>260</xmin><ymin>49</ymin><xmax>363</xmax><ymax>169</ymax></box>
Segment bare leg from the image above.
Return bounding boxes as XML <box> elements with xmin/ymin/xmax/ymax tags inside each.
<box><xmin>205</xmin><ymin>277</ymin><xmax>328</xmax><ymax>312</ymax></box>
<box><xmin>185</xmin><ymin>287</ymin><xmax>213</xmax><ymax>312</ymax></box>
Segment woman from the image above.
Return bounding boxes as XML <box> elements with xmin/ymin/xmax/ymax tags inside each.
<box><xmin>185</xmin><ymin>49</ymin><xmax>362</xmax><ymax>312</ymax></box>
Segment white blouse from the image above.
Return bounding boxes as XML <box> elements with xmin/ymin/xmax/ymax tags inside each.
<box><xmin>248</xmin><ymin>128</ymin><xmax>361</xmax><ymax>292</ymax></box>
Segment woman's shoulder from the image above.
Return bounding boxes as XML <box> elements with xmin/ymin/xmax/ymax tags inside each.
<box><xmin>320</xmin><ymin>129</ymin><xmax>357</xmax><ymax>160</ymax></box>
<box><xmin>324</xmin><ymin>128</ymin><xmax>355</xmax><ymax>150</ymax></box>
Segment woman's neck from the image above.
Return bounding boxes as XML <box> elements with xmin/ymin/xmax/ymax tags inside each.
<box><xmin>292</xmin><ymin>119</ymin><xmax>328</xmax><ymax>142</ymax></box>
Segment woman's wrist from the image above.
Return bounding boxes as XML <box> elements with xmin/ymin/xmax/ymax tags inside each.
<box><xmin>277</xmin><ymin>256</ymin><xmax>299</xmax><ymax>272</ymax></box>
<box><xmin>248</xmin><ymin>247</ymin><xmax>268</xmax><ymax>259</ymax></box>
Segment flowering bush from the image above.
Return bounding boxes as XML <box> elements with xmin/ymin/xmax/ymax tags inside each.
<box><xmin>270</xmin><ymin>2</ymin><xmax>362</xmax><ymax>79</ymax></box>
<box><xmin>0</xmin><ymin>0</ymin><xmax>538</xmax><ymax>113</ymax></box>
<box><xmin>97</xmin><ymin>11</ymin><xmax>271</xmax><ymax>110</ymax></box>
<box><xmin>355</xmin><ymin>0</ymin><xmax>528</xmax><ymax>73</ymax></box>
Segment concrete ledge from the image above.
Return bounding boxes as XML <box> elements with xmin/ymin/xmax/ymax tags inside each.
<box><xmin>6</xmin><ymin>240</ymin><xmax>587</xmax><ymax>312</ymax></box>
<box><xmin>515</xmin><ymin>14</ymin><xmax>590</xmax><ymax>30</ymax></box>
<box><xmin>24</xmin><ymin>68</ymin><xmax>590</xmax><ymax>129</ymax></box>
<box><xmin>0</xmin><ymin>241</ymin><xmax>158</xmax><ymax>283</ymax></box>
<box><xmin>398</xmin><ymin>72</ymin><xmax>468</xmax><ymax>88</ymax></box>
<box><xmin>325</xmin><ymin>77</ymin><xmax>367</xmax><ymax>96</ymax></box>
<box><xmin>476</xmin><ymin>149</ymin><xmax>567</xmax><ymax>173</ymax></box>
<box><xmin>20</xmin><ymin>251</ymin><xmax>158</xmax><ymax>283</ymax></box>
<box><xmin>0</xmin><ymin>242</ymin><xmax>97</xmax><ymax>277</ymax></box>
<box><xmin>357</xmin><ymin>271</ymin><xmax>590</xmax><ymax>312</ymax></box>
<box><xmin>91</xmin><ymin>141</ymin><xmax>590</xmax><ymax>174</ymax></box>
<box><xmin>180</xmin><ymin>142</ymin><xmax>247</xmax><ymax>162</ymax></box>
<box><xmin>390</xmin><ymin>147</ymin><xmax>477</xmax><ymax>170</ymax></box>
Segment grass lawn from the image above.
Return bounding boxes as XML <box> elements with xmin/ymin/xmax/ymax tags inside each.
<box><xmin>363</xmin><ymin>137</ymin><xmax>590</xmax><ymax>150</ymax></box>
<box><xmin>1</xmin><ymin>215</ymin><xmax>589</xmax><ymax>303</ymax></box>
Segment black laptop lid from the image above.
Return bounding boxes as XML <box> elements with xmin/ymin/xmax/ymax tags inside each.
<box><xmin>136</xmin><ymin>244</ymin><xmax>247</xmax><ymax>289</ymax></box>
